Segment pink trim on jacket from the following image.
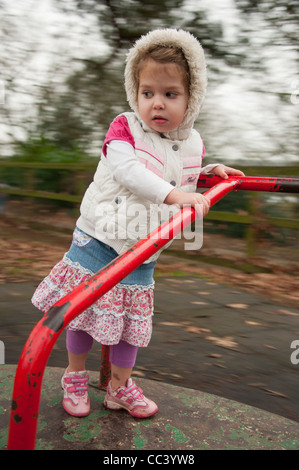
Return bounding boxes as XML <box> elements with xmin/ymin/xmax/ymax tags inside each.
<box><xmin>103</xmin><ymin>115</ymin><xmax>135</xmax><ymax>157</ymax></box>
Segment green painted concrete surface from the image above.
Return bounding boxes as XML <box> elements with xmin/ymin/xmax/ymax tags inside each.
<box><xmin>1</xmin><ymin>365</ymin><xmax>298</xmax><ymax>451</ymax></box>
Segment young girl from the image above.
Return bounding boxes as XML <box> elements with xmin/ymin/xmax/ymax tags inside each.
<box><xmin>32</xmin><ymin>29</ymin><xmax>244</xmax><ymax>419</ymax></box>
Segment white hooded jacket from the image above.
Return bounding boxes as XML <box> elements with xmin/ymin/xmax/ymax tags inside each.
<box><xmin>76</xmin><ymin>29</ymin><xmax>216</xmax><ymax>261</ymax></box>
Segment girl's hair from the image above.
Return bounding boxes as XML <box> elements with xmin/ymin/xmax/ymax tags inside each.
<box><xmin>135</xmin><ymin>46</ymin><xmax>190</xmax><ymax>92</ymax></box>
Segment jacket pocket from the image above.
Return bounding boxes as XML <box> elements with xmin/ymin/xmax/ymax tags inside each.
<box><xmin>73</xmin><ymin>227</ymin><xmax>93</xmax><ymax>247</ymax></box>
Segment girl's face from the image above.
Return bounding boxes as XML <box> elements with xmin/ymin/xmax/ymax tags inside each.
<box><xmin>137</xmin><ymin>58</ymin><xmax>189</xmax><ymax>133</ymax></box>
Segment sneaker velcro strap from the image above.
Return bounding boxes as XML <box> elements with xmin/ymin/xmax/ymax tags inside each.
<box><xmin>66</xmin><ymin>377</ymin><xmax>88</xmax><ymax>395</ymax></box>
<box><xmin>125</xmin><ymin>382</ymin><xmax>143</xmax><ymax>400</ymax></box>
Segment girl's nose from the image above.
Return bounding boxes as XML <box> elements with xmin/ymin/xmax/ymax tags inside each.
<box><xmin>153</xmin><ymin>96</ymin><xmax>165</xmax><ymax>109</ymax></box>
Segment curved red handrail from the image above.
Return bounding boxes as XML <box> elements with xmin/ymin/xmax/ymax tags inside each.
<box><xmin>7</xmin><ymin>176</ymin><xmax>298</xmax><ymax>450</ymax></box>
<box><xmin>198</xmin><ymin>174</ymin><xmax>299</xmax><ymax>193</ymax></box>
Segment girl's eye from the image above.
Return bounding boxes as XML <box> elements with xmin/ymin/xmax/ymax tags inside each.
<box><xmin>143</xmin><ymin>91</ymin><xmax>153</xmax><ymax>98</ymax></box>
<box><xmin>166</xmin><ymin>92</ymin><xmax>178</xmax><ymax>98</ymax></box>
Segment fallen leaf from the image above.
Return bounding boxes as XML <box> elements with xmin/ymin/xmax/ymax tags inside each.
<box><xmin>205</xmin><ymin>335</ymin><xmax>239</xmax><ymax>350</ymax></box>
<box><xmin>278</xmin><ymin>309</ymin><xmax>299</xmax><ymax>317</ymax></box>
<box><xmin>227</xmin><ymin>303</ymin><xmax>248</xmax><ymax>309</ymax></box>
<box><xmin>245</xmin><ymin>321</ymin><xmax>265</xmax><ymax>326</ymax></box>
<box><xmin>132</xmin><ymin>370</ymin><xmax>145</xmax><ymax>377</ymax></box>
<box><xmin>261</xmin><ymin>388</ymin><xmax>289</xmax><ymax>399</ymax></box>
<box><xmin>185</xmin><ymin>326</ymin><xmax>211</xmax><ymax>335</ymax></box>
<box><xmin>160</xmin><ymin>321</ymin><xmax>181</xmax><ymax>327</ymax></box>
<box><xmin>248</xmin><ymin>382</ymin><xmax>266</xmax><ymax>388</ymax></box>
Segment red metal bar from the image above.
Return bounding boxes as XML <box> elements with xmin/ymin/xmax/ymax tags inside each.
<box><xmin>7</xmin><ymin>207</ymin><xmax>201</xmax><ymax>450</ymax></box>
<box><xmin>7</xmin><ymin>176</ymin><xmax>297</xmax><ymax>450</ymax></box>
<box><xmin>99</xmin><ymin>345</ymin><xmax>110</xmax><ymax>389</ymax></box>
<box><xmin>95</xmin><ymin>178</ymin><xmax>241</xmax><ymax>390</ymax></box>
<box><xmin>8</xmin><ymin>180</ymin><xmax>235</xmax><ymax>450</ymax></box>
<box><xmin>198</xmin><ymin>175</ymin><xmax>299</xmax><ymax>193</ymax></box>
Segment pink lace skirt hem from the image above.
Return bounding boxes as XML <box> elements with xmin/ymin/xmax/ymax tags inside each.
<box><xmin>31</xmin><ymin>255</ymin><xmax>154</xmax><ymax>347</ymax></box>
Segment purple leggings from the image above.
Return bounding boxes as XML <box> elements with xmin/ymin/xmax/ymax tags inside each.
<box><xmin>66</xmin><ymin>330</ymin><xmax>138</xmax><ymax>368</ymax></box>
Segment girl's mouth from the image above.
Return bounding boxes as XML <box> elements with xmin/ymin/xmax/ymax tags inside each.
<box><xmin>153</xmin><ymin>116</ymin><xmax>167</xmax><ymax>124</ymax></box>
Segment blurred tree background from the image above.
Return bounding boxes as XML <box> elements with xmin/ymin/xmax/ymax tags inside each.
<box><xmin>1</xmin><ymin>0</ymin><xmax>298</xmax><ymax>161</ymax></box>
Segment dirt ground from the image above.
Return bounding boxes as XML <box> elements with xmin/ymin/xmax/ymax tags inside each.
<box><xmin>1</xmin><ymin>200</ymin><xmax>298</xmax><ymax>308</ymax></box>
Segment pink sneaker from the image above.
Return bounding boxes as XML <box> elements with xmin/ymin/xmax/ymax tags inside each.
<box><xmin>61</xmin><ymin>369</ymin><xmax>90</xmax><ymax>417</ymax></box>
<box><xmin>104</xmin><ymin>378</ymin><xmax>158</xmax><ymax>418</ymax></box>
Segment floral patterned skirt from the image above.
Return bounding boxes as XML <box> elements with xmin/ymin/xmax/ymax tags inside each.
<box><xmin>31</xmin><ymin>227</ymin><xmax>156</xmax><ymax>347</ymax></box>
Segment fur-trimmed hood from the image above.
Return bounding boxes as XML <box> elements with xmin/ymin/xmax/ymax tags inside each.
<box><xmin>124</xmin><ymin>28</ymin><xmax>207</xmax><ymax>140</ymax></box>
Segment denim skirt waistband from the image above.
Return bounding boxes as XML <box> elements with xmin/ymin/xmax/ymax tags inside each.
<box><xmin>66</xmin><ymin>227</ymin><xmax>155</xmax><ymax>286</ymax></box>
